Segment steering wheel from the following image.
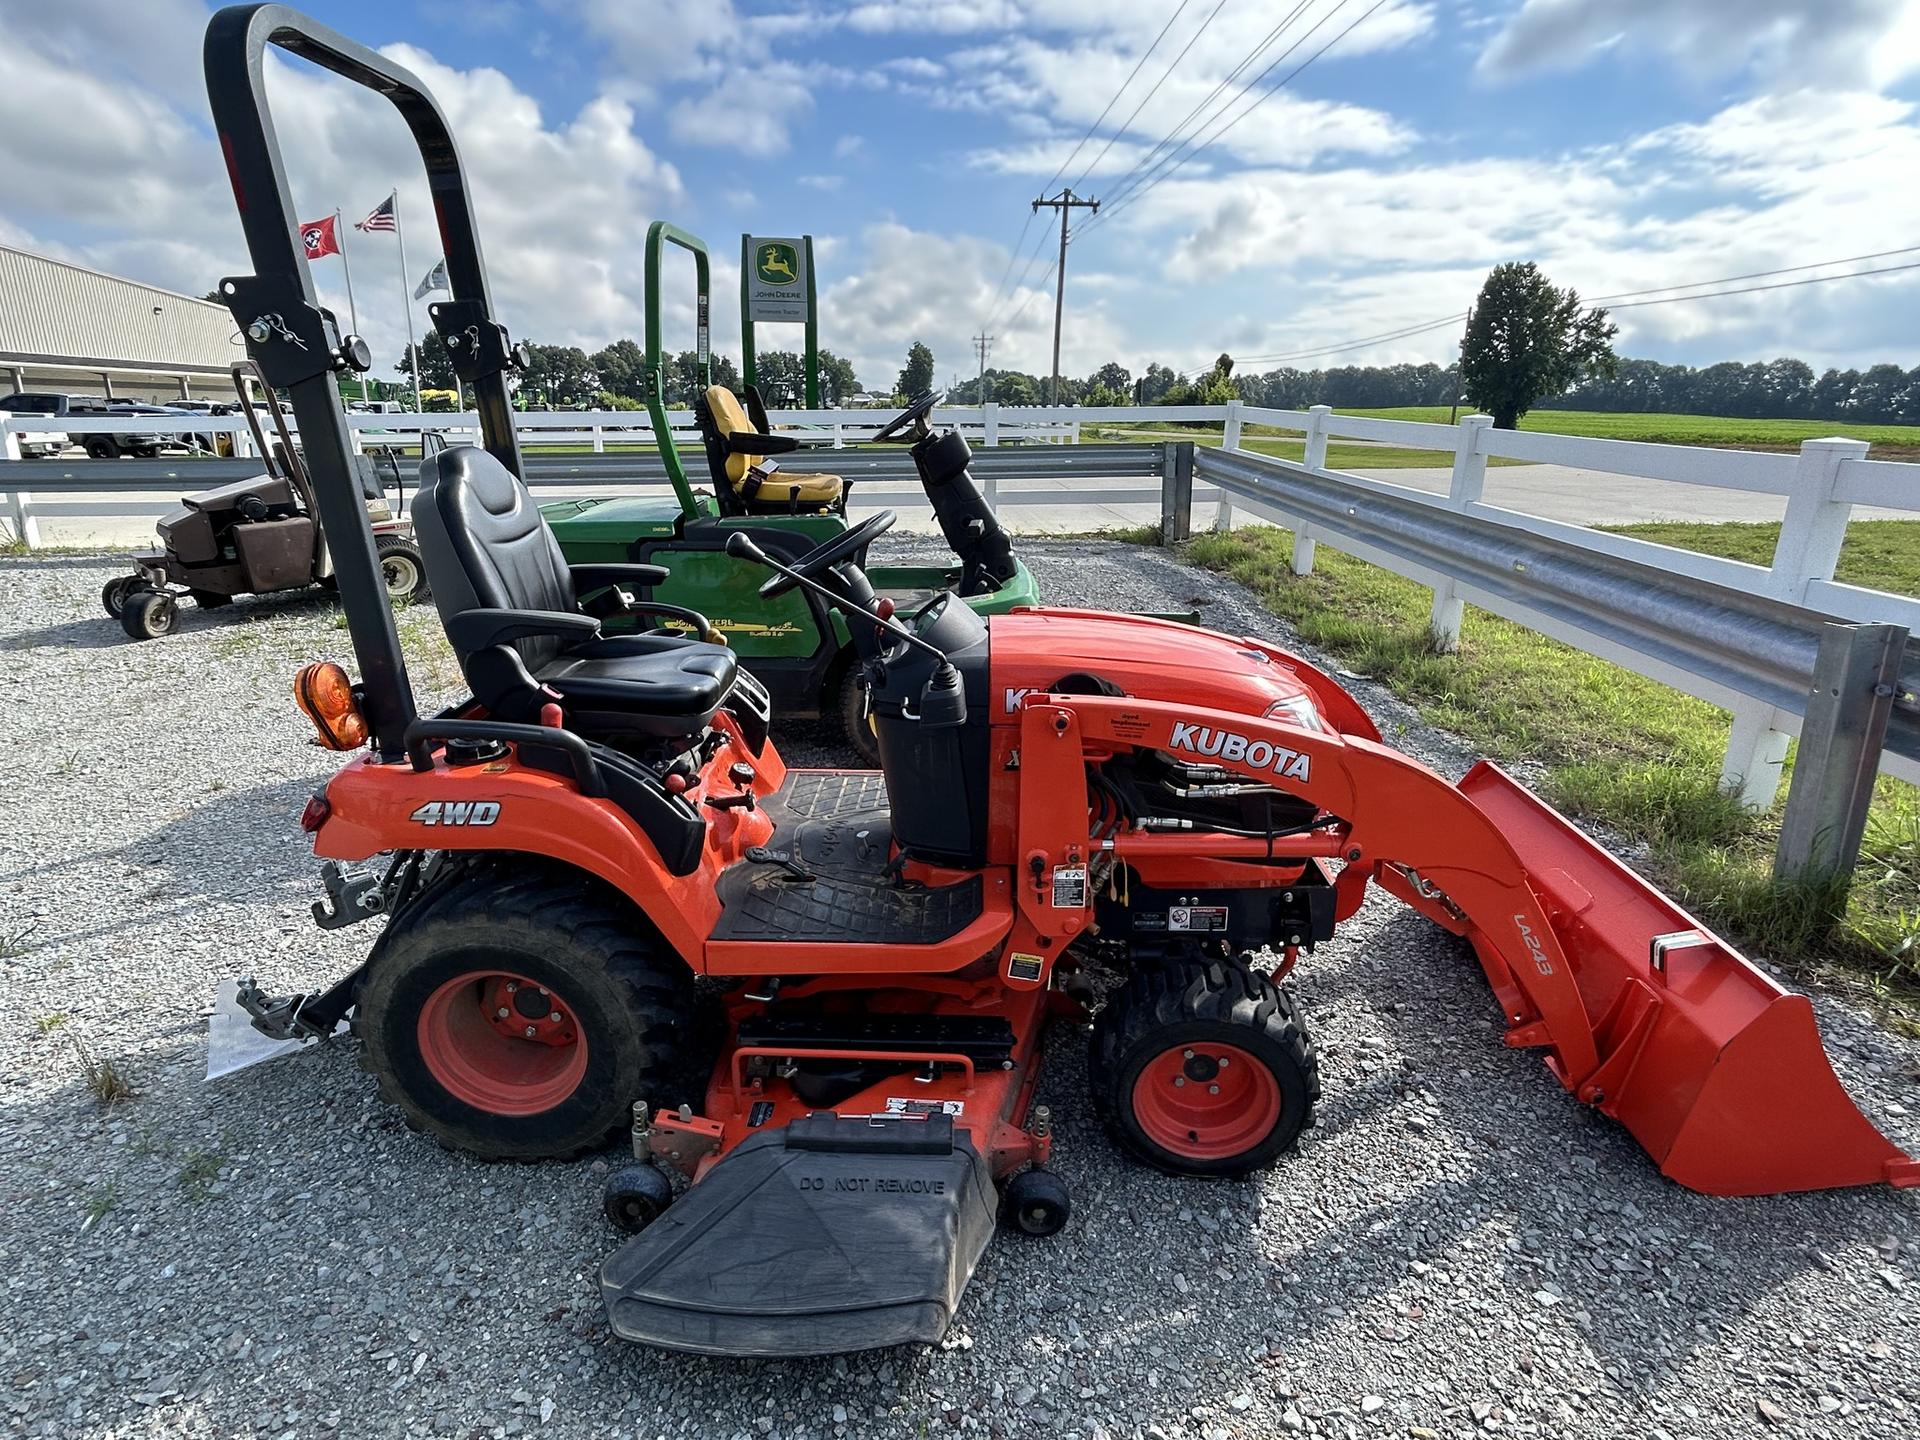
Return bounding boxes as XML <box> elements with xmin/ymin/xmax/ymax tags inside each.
<box><xmin>758</xmin><ymin>510</ymin><xmax>896</xmax><ymax>599</ymax></box>
<box><xmin>870</xmin><ymin>389</ymin><xmax>946</xmax><ymax>445</ymax></box>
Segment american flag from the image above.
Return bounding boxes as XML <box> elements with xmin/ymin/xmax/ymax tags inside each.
<box><xmin>354</xmin><ymin>193</ymin><xmax>397</xmax><ymax>233</ymax></box>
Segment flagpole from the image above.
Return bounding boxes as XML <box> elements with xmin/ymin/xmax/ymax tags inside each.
<box><xmin>334</xmin><ymin>208</ymin><xmax>359</xmax><ymax>338</ymax></box>
<box><xmin>393</xmin><ymin>188</ymin><xmax>422</xmax><ymax>412</ymax></box>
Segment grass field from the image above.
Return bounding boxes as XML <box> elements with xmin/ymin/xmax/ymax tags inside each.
<box><xmin>1184</xmin><ymin>518</ymin><xmax>1920</xmax><ymax>1006</ymax></box>
<box><xmin>1329</xmin><ymin>406</ymin><xmax>1920</xmax><ymax>455</ymax></box>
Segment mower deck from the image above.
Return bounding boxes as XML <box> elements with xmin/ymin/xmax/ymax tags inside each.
<box><xmin>711</xmin><ymin>772</ymin><xmax>986</xmax><ymax>945</ymax></box>
<box><xmin>601</xmin><ymin>1113</ymin><xmax>997</xmax><ymax>1356</ymax></box>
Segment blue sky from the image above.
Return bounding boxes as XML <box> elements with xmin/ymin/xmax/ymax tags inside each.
<box><xmin>2</xmin><ymin>0</ymin><xmax>1917</xmax><ymax>394</ymax></box>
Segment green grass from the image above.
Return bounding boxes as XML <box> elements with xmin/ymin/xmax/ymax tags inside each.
<box><xmin>1331</xmin><ymin>406</ymin><xmax>1920</xmax><ymax>455</ymax></box>
<box><xmin>1599</xmin><ymin>518</ymin><xmax>1920</xmax><ymax>598</ymax></box>
<box><xmin>1185</xmin><ymin>522</ymin><xmax>1920</xmax><ymax>994</ymax></box>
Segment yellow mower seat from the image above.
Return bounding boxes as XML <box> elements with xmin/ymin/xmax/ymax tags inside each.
<box><xmin>702</xmin><ymin>385</ymin><xmax>845</xmax><ymax>511</ymax></box>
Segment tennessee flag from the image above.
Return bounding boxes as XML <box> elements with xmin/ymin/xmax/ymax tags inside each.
<box><xmin>299</xmin><ymin>215</ymin><xmax>341</xmax><ymax>260</ymax></box>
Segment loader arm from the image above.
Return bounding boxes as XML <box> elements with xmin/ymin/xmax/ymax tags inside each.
<box><xmin>1048</xmin><ymin>693</ymin><xmax>1917</xmax><ymax>1196</ymax></box>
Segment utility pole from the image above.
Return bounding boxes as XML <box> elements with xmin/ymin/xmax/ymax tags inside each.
<box><xmin>1031</xmin><ymin>188</ymin><xmax>1099</xmax><ymax>406</ymax></box>
<box><xmin>973</xmin><ymin>332</ymin><xmax>994</xmax><ymax>403</ymax></box>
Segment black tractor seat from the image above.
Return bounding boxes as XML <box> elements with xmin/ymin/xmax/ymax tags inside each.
<box><xmin>412</xmin><ymin>444</ymin><xmax>738</xmax><ymax>744</ymax></box>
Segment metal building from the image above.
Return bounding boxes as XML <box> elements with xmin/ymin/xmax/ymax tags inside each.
<box><xmin>0</xmin><ymin>244</ymin><xmax>235</xmax><ymax>402</ymax></box>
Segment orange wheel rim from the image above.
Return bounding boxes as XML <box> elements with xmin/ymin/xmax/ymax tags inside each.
<box><xmin>1130</xmin><ymin>1043</ymin><xmax>1279</xmax><ymax>1161</ymax></box>
<box><xmin>416</xmin><ymin>970</ymin><xmax>587</xmax><ymax>1116</ymax></box>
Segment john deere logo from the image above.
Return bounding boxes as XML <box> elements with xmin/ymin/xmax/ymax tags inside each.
<box><xmin>756</xmin><ymin>243</ymin><xmax>799</xmax><ymax>286</ymax></box>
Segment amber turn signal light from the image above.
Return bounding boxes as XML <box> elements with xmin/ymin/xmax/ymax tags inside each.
<box><xmin>294</xmin><ymin>661</ymin><xmax>369</xmax><ymax>750</ymax></box>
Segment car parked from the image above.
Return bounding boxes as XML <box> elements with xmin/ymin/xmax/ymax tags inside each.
<box><xmin>0</xmin><ymin>392</ymin><xmax>171</xmax><ymax>458</ymax></box>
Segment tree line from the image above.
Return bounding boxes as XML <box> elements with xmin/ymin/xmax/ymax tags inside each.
<box><xmin>397</xmin><ymin>334</ymin><xmax>862</xmax><ymax>410</ymax></box>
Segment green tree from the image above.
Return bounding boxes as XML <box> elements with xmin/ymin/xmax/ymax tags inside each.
<box><xmin>1087</xmin><ymin>362</ymin><xmax>1131</xmax><ymax>396</ymax></box>
<box><xmin>994</xmin><ymin>371</ymin><xmax>1038</xmax><ymax>406</ymax></box>
<box><xmin>895</xmin><ymin>341</ymin><xmax>935</xmax><ymax>400</ymax></box>
<box><xmin>1460</xmin><ymin>262</ymin><xmax>1618</xmax><ymax>429</ymax></box>
<box><xmin>818</xmin><ymin>349</ymin><xmax>861</xmax><ymax>406</ymax></box>
<box><xmin>1083</xmin><ymin>383</ymin><xmax>1126</xmax><ymax>407</ymax></box>
<box><xmin>753</xmin><ymin>350</ymin><xmax>809</xmax><ymax>408</ymax></box>
<box><xmin>592</xmin><ymin>339</ymin><xmax>648</xmax><ymax>403</ymax></box>
<box><xmin>518</xmin><ymin>343</ymin><xmax>598</xmax><ymax>407</ymax></box>
<box><xmin>396</xmin><ymin>332</ymin><xmax>459</xmax><ymax>391</ymax></box>
<box><xmin>1138</xmin><ymin>362</ymin><xmax>1180</xmax><ymax>403</ymax></box>
<box><xmin>665</xmin><ymin>350</ymin><xmax>740</xmax><ymax>406</ymax></box>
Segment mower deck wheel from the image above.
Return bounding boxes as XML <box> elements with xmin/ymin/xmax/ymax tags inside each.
<box><xmin>603</xmin><ymin>1161</ymin><xmax>676</xmax><ymax>1233</ymax></box>
<box><xmin>376</xmin><ymin>536</ymin><xmax>429</xmax><ymax>604</ymax></box>
<box><xmin>356</xmin><ymin>859</ymin><xmax>702</xmax><ymax>1160</ymax></box>
<box><xmin>101</xmin><ymin>576</ymin><xmax>137</xmax><ymax>618</ymax></box>
<box><xmin>1001</xmin><ymin>1167</ymin><xmax>1071</xmax><ymax>1236</ymax></box>
<box><xmin>120</xmin><ymin>589</ymin><xmax>177</xmax><ymax>640</ymax></box>
<box><xmin>1090</xmin><ymin>958</ymin><xmax>1319</xmax><ymax>1178</ymax></box>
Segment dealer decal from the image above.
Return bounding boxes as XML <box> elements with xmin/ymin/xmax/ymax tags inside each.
<box><xmin>409</xmin><ymin>800</ymin><xmax>500</xmax><ymax>827</ymax></box>
<box><xmin>1169</xmin><ymin>721</ymin><xmax>1312</xmax><ymax>782</ymax></box>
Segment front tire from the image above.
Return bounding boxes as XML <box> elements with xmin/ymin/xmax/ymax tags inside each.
<box><xmin>376</xmin><ymin>536</ymin><xmax>428</xmax><ymax>604</ymax></box>
<box><xmin>101</xmin><ymin>575</ymin><xmax>137</xmax><ymax>617</ymax></box>
<box><xmin>119</xmin><ymin>589</ymin><xmax>176</xmax><ymax>639</ymax></box>
<box><xmin>1090</xmin><ymin>958</ymin><xmax>1318</xmax><ymax>1178</ymax></box>
<box><xmin>834</xmin><ymin>660</ymin><xmax>880</xmax><ymax>766</ymax></box>
<box><xmin>356</xmin><ymin>862</ymin><xmax>701</xmax><ymax>1160</ymax></box>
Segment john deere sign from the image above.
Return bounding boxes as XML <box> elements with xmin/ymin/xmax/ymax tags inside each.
<box><xmin>745</xmin><ymin>236</ymin><xmax>810</xmax><ymax>323</ymax></box>
<box><xmin>741</xmin><ymin>232</ymin><xmax>820</xmax><ymax>407</ymax></box>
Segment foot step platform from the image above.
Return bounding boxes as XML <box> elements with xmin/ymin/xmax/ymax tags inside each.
<box><xmin>712</xmin><ymin>771</ymin><xmax>984</xmax><ymax>944</ymax></box>
<box><xmin>600</xmin><ymin>1114</ymin><xmax>997</xmax><ymax>1356</ymax></box>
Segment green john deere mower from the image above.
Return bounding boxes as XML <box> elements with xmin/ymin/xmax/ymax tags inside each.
<box><xmin>542</xmin><ymin>222</ymin><xmax>1039</xmax><ymax>760</ymax></box>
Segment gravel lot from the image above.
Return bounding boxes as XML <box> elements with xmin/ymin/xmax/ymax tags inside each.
<box><xmin>2</xmin><ymin>538</ymin><xmax>1916</xmax><ymax>1440</ymax></box>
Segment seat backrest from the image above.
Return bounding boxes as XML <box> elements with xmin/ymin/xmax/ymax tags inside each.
<box><xmin>411</xmin><ymin>445</ymin><xmax>579</xmax><ymax>671</ymax></box>
<box><xmin>702</xmin><ymin>384</ymin><xmax>759</xmax><ymax>489</ymax></box>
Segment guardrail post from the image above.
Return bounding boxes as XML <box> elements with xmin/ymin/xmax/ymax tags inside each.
<box><xmin>833</xmin><ymin>415</ymin><xmax>844</xmax><ymax>449</ymax></box>
<box><xmin>591</xmin><ymin>422</ymin><xmax>606</xmax><ymax>454</ymax></box>
<box><xmin>1723</xmin><ymin>435</ymin><xmax>1873</xmax><ymax>808</ymax></box>
<box><xmin>1160</xmin><ymin>441</ymin><xmax>1194</xmax><ymax>545</ymax></box>
<box><xmin>1286</xmin><ymin>405</ymin><xmax>1335</xmax><ymax>573</ymax></box>
<box><xmin>982</xmin><ymin>403</ymin><xmax>999</xmax><ymax>448</ymax></box>
<box><xmin>1774</xmin><ymin>622</ymin><xmax>1905</xmax><ymax>889</ymax></box>
<box><xmin>1213</xmin><ymin>400</ymin><xmax>1244</xmax><ymax>532</ymax></box>
<box><xmin>0</xmin><ymin>413</ymin><xmax>38</xmax><ymax>551</ymax></box>
<box><xmin>1427</xmin><ymin>413</ymin><xmax>1492</xmax><ymax>651</ymax></box>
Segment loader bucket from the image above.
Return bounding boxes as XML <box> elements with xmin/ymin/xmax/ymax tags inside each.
<box><xmin>1456</xmin><ymin>762</ymin><xmax>1917</xmax><ymax>1197</ymax></box>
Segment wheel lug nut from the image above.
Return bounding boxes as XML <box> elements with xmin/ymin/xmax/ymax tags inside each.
<box><xmin>538</xmin><ymin>987</ymin><xmax>549</xmax><ymax>997</ymax></box>
<box><xmin>1173</xmin><ymin>1076</ymin><xmax>1186</xmax><ymax>1088</ymax></box>
<box><xmin>1208</xmin><ymin>1084</ymin><xmax>1220</xmax><ymax>1095</ymax></box>
<box><xmin>523</xmin><ymin>1025</ymin><xmax>536</xmax><ymax>1038</ymax></box>
<box><xmin>496</xmin><ymin>1007</ymin><xmax>509</xmax><ymax>1019</ymax></box>
<box><xmin>1183</xmin><ymin>1048</ymin><xmax>1195</xmax><ymax>1059</ymax></box>
<box><xmin>505</xmin><ymin>981</ymin><xmax>517</xmax><ymax>993</ymax></box>
<box><xmin>548</xmin><ymin>1011</ymin><xmax>562</xmax><ymax>1023</ymax></box>
<box><xmin>1218</xmin><ymin>1057</ymin><xmax>1230</xmax><ymax>1068</ymax></box>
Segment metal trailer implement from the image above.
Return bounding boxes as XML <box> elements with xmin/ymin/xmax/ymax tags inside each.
<box><xmin>204</xmin><ymin>1</ymin><xmax>1915</xmax><ymax>1364</ymax></box>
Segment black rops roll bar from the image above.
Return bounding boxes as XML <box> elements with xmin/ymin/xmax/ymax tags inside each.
<box><xmin>203</xmin><ymin>4</ymin><xmax>526</xmax><ymax>761</ymax></box>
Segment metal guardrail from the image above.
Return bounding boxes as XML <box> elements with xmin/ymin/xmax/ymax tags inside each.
<box><xmin>1192</xmin><ymin>444</ymin><xmax>1915</xmax><ymax>884</ymax></box>
<box><xmin>0</xmin><ymin>442</ymin><xmax>1168</xmax><ymax>494</ymax></box>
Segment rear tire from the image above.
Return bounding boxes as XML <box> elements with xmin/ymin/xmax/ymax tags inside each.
<box><xmin>119</xmin><ymin>589</ymin><xmax>176</xmax><ymax>640</ymax></box>
<box><xmin>376</xmin><ymin>536</ymin><xmax>428</xmax><ymax>604</ymax></box>
<box><xmin>83</xmin><ymin>437</ymin><xmax>116</xmax><ymax>460</ymax></box>
<box><xmin>356</xmin><ymin>861</ymin><xmax>702</xmax><ymax>1160</ymax></box>
<box><xmin>1090</xmin><ymin>958</ymin><xmax>1318</xmax><ymax>1178</ymax></box>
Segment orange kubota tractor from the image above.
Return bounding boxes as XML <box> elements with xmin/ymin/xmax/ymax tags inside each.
<box><xmin>207</xmin><ymin>4</ymin><xmax>1914</xmax><ymax>1361</ymax></box>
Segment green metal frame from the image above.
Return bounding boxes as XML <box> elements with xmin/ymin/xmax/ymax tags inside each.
<box><xmin>644</xmin><ymin>220</ymin><xmax>710</xmax><ymax>519</ymax></box>
<box><xmin>740</xmin><ymin>233</ymin><xmax>819</xmax><ymax>409</ymax></box>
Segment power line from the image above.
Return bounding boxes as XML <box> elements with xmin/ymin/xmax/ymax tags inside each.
<box><xmin>1055</xmin><ymin>0</ymin><xmax>1198</xmax><ymax>191</ymax></box>
<box><xmin>1078</xmin><ymin>1</ymin><xmax>1315</xmax><ymax>219</ymax></box>
<box><xmin>1086</xmin><ymin>0</ymin><xmax>1393</xmax><ymax>236</ymax></box>
<box><xmin>979</xmin><ymin>0</ymin><xmax>1193</xmax><ymax>326</ymax></box>
<box><xmin>1069</xmin><ymin>0</ymin><xmax>1237</xmax><ymax>191</ymax></box>
<box><xmin>1233</xmin><ymin>253</ymin><xmax>1920</xmax><ymax>366</ymax></box>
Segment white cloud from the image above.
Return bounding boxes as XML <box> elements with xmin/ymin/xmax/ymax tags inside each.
<box><xmin>0</xmin><ymin>20</ymin><xmax>684</xmax><ymax>383</ymax></box>
<box><xmin>669</xmin><ymin>66</ymin><xmax>816</xmax><ymax>156</ymax></box>
<box><xmin>1479</xmin><ymin>0</ymin><xmax>1920</xmax><ymax>91</ymax></box>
